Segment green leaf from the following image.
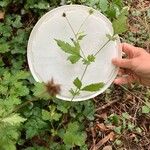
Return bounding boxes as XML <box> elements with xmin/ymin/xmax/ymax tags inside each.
<box><xmin>82</xmin><ymin>82</ymin><xmax>104</xmax><ymax>92</ymax></box>
<box><xmin>68</xmin><ymin>55</ymin><xmax>81</xmax><ymax>64</ymax></box>
<box><xmin>112</xmin><ymin>8</ymin><xmax>128</xmax><ymax>34</ymax></box>
<box><xmin>99</xmin><ymin>0</ymin><xmax>109</xmax><ymax>12</ymax></box>
<box><xmin>128</xmin><ymin>123</ymin><xmax>135</xmax><ymax>131</ymax></box>
<box><xmin>83</xmin><ymin>55</ymin><xmax>95</xmax><ymax>65</ymax></box>
<box><xmin>63</xmin><ymin>122</ymin><xmax>87</xmax><ymax>148</ymax></box>
<box><xmin>13</xmin><ymin>71</ymin><xmax>30</xmax><ymax>80</ymax></box>
<box><xmin>41</xmin><ymin>110</ymin><xmax>50</xmax><ymax>121</ymax></box>
<box><xmin>87</xmin><ymin>55</ymin><xmax>95</xmax><ymax>62</ymax></box>
<box><xmin>114</xmin><ymin>126</ymin><xmax>122</xmax><ymax>134</ymax></box>
<box><xmin>42</xmin><ymin>106</ymin><xmax>62</xmax><ymax>121</ymax></box>
<box><xmin>122</xmin><ymin>112</ymin><xmax>131</xmax><ymax>119</ymax></box>
<box><xmin>78</xmin><ymin>34</ymin><xmax>86</xmax><ymax>41</ymax></box>
<box><xmin>115</xmin><ymin>139</ymin><xmax>122</xmax><ymax>145</ymax></box>
<box><xmin>73</xmin><ymin>77</ymin><xmax>82</xmax><ymax>89</ymax></box>
<box><xmin>55</xmin><ymin>39</ymin><xmax>79</xmax><ymax>55</ymax></box>
<box><xmin>1</xmin><ymin>113</ymin><xmax>26</xmax><ymax>125</ymax></box>
<box><xmin>24</xmin><ymin>108</ymin><xmax>48</xmax><ymax>139</ymax></box>
<box><xmin>109</xmin><ymin>114</ymin><xmax>119</xmax><ymax>125</ymax></box>
<box><xmin>106</xmin><ymin>34</ymin><xmax>117</xmax><ymax>41</ymax></box>
<box><xmin>33</xmin><ymin>82</ymin><xmax>50</xmax><ymax>100</ymax></box>
<box><xmin>142</xmin><ymin>105</ymin><xmax>150</xmax><ymax>114</ymax></box>
<box><xmin>55</xmin><ymin>39</ymin><xmax>81</xmax><ymax>64</ymax></box>
<box><xmin>0</xmin><ymin>43</ymin><xmax>10</xmax><ymax>53</ymax></box>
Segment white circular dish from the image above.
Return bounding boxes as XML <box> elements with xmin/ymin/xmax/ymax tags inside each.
<box><xmin>27</xmin><ymin>5</ymin><xmax>121</xmax><ymax>101</ymax></box>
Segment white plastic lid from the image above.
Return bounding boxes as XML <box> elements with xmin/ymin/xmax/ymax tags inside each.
<box><xmin>27</xmin><ymin>5</ymin><xmax>121</xmax><ymax>101</ymax></box>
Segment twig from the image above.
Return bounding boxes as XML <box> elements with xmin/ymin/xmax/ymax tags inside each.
<box><xmin>119</xmin><ymin>85</ymin><xmax>150</xmax><ymax>109</ymax></box>
<box><xmin>133</xmin><ymin>102</ymin><xmax>140</xmax><ymax>124</ymax></box>
<box><xmin>96</xmin><ymin>99</ymin><xmax>121</xmax><ymax>112</ymax></box>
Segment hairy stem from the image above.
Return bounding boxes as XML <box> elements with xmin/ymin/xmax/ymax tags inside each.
<box><xmin>76</xmin><ymin>14</ymin><xmax>90</xmax><ymax>35</ymax></box>
<box><xmin>94</xmin><ymin>39</ymin><xmax>111</xmax><ymax>56</ymax></box>
<box><xmin>65</xmin><ymin>16</ymin><xmax>86</xmax><ymax>59</ymax></box>
<box><xmin>71</xmin><ymin>64</ymin><xmax>89</xmax><ymax>101</ymax></box>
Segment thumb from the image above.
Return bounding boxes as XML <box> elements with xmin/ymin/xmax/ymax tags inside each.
<box><xmin>112</xmin><ymin>58</ymin><xmax>133</xmax><ymax>69</ymax></box>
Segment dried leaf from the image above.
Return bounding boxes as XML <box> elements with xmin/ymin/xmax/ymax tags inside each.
<box><xmin>96</xmin><ymin>123</ymin><xmax>108</xmax><ymax>131</ymax></box>
<box><xmin>95</xmin><ymin>132</ymin><xmax>115</xmax><ymax>149</ymax></box>
<box><xmin>103</xmin><ymin>145</ymin><xmax>112</xmax><ymax>150</ymax></box>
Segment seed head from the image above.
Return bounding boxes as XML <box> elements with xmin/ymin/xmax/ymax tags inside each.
<box><xmin>45</xmin><ymin>78</ymin><xmax>61</xmax><ymax>97</ymax></box>
<box><xmin>62</xmin><ymin>12</ymin><xmax>66</xmax><ymax>17</ymax></box>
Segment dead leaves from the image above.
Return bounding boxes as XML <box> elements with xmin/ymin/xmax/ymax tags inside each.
<box><xmin>95</xmin><ymin>132</ymin><xmax>115</xmax><ymax>149</ymax></box>
<box><xmin>96</xmin><ymin>123</ymin><xmax>115</xmax><ymax>132</ymax></box>
<box><xmin>91</xmin><ymin>132</ymin><xmax>115</xmax><ymax>150</ymax></box>
<box><xmin>90</xmin><ymin>123</ymin><xmax>116</xmax><ymax>150</ymax></box>
<box><xmin>102</xmin><ymin>145</ymin><xmax>112</xmax><ymax>150</ymax></box>
<box><xmin>0</xmin><ymin>11</ymin><xmax>5</xmax><ymax>20</ymax></box>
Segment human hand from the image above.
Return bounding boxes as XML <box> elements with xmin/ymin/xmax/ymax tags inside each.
<box><xmin>112</xmin><ymin>43</ymin><xmax>150</xmax><ymax>86</ymax></box>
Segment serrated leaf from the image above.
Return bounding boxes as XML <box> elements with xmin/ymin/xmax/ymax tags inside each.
<box><xmin>99</xmin><ymin>0</ymin><xmax>109</xmax><ymax>12</ymax></box>
<box><xmin>82</xmin><ymin>82</ymin><xmax>104</xmax><ymax>92</ymax></box>
<box><xmin>0</xmin><ymin>43</ymin><xmax>10</xmax><ymax>53</ymax></box>
<box><xmin>112</xmin><ymin>8</ymin><xmax>128</xmax><ymax>34</ymax></box>
<box><xmin>67</xmin><ymin>55</ymin><xmax>81</xmax><ymax>64</ymax></box>
<box><xmin>24</xmin><ymin>108</ymin><xmax>48</xmax><ymax>139</ymax></box>
<box><xmin>55</xmin><ymin>39</ymin><xmax>81</xmax><ymax>64</ymax></box>
<box><xmin>63</xmin><ymin>122</ymin><xmax>86</xmax><ymax>148</ymax></box>
<box><xmin>13</xmin><ymin>71</ymin><xmax>30</xmax><ymax>80</ymax></box>
<box><xmin>42</xmin><ymin>106</ymin><xmax>62</xmax><ymax>121</ymax></box>
<box><xmin>73</xmin><ymin>77</ymin><xmax>82</xmax><ymax>89</ymax></box>
<box><xmin>33</xmin><ymin>82</ymin><xmax>50</xmax><ymax>100</ymax></box>
<box><xmin>42</xmin><ymin>110</ymin><xmax>50</xmax><ymax>121</ymax></box>
<box><xmin>87</xmin><ymin>54</ymin><xmax>95</xmax><ymax>62</ymax></box>
<box><xmin>142</xmin><ymin>106</ymin><xmax>150</xmax><ymax>114</ymax></box>
<box><xmin>83</xmin><ymin>55</ymin><xmax>95</xmax><ymax>65</ymax></box>
<box><xmin>1</xmin><ymin>113</ymin><xmax>26</xmax><ymax>125</ymax></box>
<box><xmin>55</xmin><ymin>39</ymin><xmax>79</xmax><ymax>55</ymax></box>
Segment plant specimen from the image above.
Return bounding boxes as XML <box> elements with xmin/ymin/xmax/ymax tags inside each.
<box><xmin>55</xmin><ymin>9</ymin><xmax>124</xmax><ymax>101</ymax></box>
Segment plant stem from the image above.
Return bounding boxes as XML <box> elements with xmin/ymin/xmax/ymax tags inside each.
<box><xmin>70</xmin><ymin>39</ymin><xmax>112</xmax><ymax>101</ymax></box>
<box><xmin>71</xmin><ymin>64</ymin><xmax>89</xmax><ymax>101</ymax></box>
<box><xmin>10</xmin><ymin>91</ymin><xmax>49</xmax><ymax>115</ymax></box>
<box><xmin>76</xmin><ymin>14</ymin><xmax>90</xmax><ymax>35</ymax></box>
<box><xmin>81</xmin><ymin>64</ymin><xmax>88</xmax><ymax>80</ymax></box>
<box><xmin>11</xmin><ymin>99</ymin><xmax>37</xmax><ymax>114</ymax></box>
<box><xmin>94</xmin><ymin>39</ymin><xmax>111</xmax><ymax>56</ymax></box>
<box><xmin>65</xmin><ymin>16</ymin><xmax>86</xmax><ymax>59</ymax></box>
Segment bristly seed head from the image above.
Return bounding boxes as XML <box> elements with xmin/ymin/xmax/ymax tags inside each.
<box><xmin>45</xmin><ymin>78</ymin><xmax>61</xmax><ymax>97</ymax></box>
<box><xmin>89</xmin><ymin>9</ymin><xmax>94</xmax><ymax>15</ymax></box>
<box><xmin>62</xmin><ymin>12</ymin><xmax>66</xmax><ymax>17</ymax></box>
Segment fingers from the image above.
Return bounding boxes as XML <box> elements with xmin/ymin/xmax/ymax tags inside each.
<box><xmin>112</xmin><ymin>58</ymin><xmax>133</xmax><ymax>69</ymax></box>
<box><xmin>121</xmin><ymin>43</ymin><xmax>135</xmax><ymax>55</ymax></box>
<box><xmin>114</xmin><ymin>75</ymin><xmax>135</xmax><ymax>85</ymax></box>
<box><xmin>121</xmin><ymin>43</ymin><xmax>144</xmax><ymax>57</ymax></box>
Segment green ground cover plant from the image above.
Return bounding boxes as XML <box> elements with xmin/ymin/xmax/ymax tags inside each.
<box><xmin>0</xmin><ymin>0</ymin><xmax>149</xmax><ymax>150</ymax></box>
